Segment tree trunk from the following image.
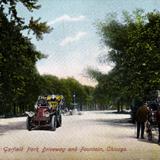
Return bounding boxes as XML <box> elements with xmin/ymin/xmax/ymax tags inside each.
<box><xmin>13</xmin><ymin>103</ymin><xmax>16</xmax><ymax>116</ymax></box>
<box><xmin>117</xmin><ymin>105</ymin><xmax>120</xmax><ymax>113</ymax></box>
<box><xmin>80</xmin><ymin>104</ymin><xmax>82</xmax><ymax>111</ymax></box>
<box><xmin>120</xmin><ymin>105</ymin><xmax>123</xmax><ymax>112</ymax></box>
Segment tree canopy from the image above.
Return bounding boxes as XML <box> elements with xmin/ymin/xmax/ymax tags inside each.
<box><xmin>0</xmin><ymin>10</ymin><xmax>44</xmax><ymax>115</ymax></box>
<box><xmin>89</xmin><ymin>9</ymin><xmax>160</xmax><ymax>111</ymax></box>
<box><xmin>0</xmin><ymin>0</ymin><xmax>52</xmax><ymax>40</ymax></box>
<box><xmin>0</xmin><ymin>0</ymin><xmax>52</xmax><ymax>116</ymax></box>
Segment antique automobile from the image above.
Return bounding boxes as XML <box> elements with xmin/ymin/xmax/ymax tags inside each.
<box><xmin>25</xmin><ymin>95</ymin><xmax>63</xmax><ymax>131</ymax></box>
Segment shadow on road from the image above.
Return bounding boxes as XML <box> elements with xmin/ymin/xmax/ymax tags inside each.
<box><xmin>0</xmin><ymin>121</ymin><xmax>54</xmax><ymax>135</ymax></box>
<box><xmin>90</xmin><ymin>116</ymin><xmax>160</xmax><ymax>144</ymax></box>
<box><xmin>93</xmin><ymin>111</ymin><xmax>131</xmax><ymax>115</ymax></box>
<box><xmin>0</xmin><ymin>121</ymin><xmax>26</xmax><ymax>135</ymax></box>
<box><xmin>137</xmin><ymin>136</ymin><xmax>159</xmax><ymax>145</ymax></box>
<box><xmin>89</xmin><ymin>117</ymin><xmax>134</xmax><ymax>129</ymax></box>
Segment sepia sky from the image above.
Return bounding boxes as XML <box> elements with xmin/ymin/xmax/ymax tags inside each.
<box><xmin>18</xmin><ymin>0</ymin><xmax>160</xmax><ymax>86</ymax></box>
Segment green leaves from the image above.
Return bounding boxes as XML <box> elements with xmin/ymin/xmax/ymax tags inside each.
<box><xmin>28</xmin><ymin>17</ymin><xmax>53</xmax><ymax>40</ymax></box>
<box><xmin>0</xmin><ymin>11</ymin><xmax>46</xmax><ymax>115</ymax></box>
<box><xmin>0</xmin><ymin>0</ymin><xmax>52</xmax><ymax>40</ymax></box>
<box><xmin>92</xmin><ymin>10</ymin><xmax>160</xmax><ymax>110</ymax></box>
<box><xmin>20</xmin><ymin>0</ymin><xmax>41</xmax><ymax>11</ymax></box>
<box><xmin>38</xmin><ymin>75</ymin><xmax>94</xmax><ymax>109</ymax></box>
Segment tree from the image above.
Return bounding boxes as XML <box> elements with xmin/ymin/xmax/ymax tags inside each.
<box><xmin>89</xmin><ymin>10</ymin><xmax>160</xmax><ymax>112</ymax></box>
<box><xmin>37</xmin><ymin>75</ymin><xmax>94</xmax><ymax>110</ymax></box>
<box><xmin>60</xmin><ymin>77</ymin><xmax>85</xmax><ymax>109</ymax></box>
<box><xmin>83</xmin><ymin>85</ymin><xmax>94</xmax><ymax>110</ymax></box>
<box><xmin>87</xmin><ymin>67</ymin><xmax>128</xmax><ymax>111</ymax></box>
<box><xmin>0</xmin><ymin>10</ymin><xmax>48</xmax><ymax>116</ymax></box>
<box><xmin>0</xmin><ymin>0</ymin><xmax>52</xmax><ymax>116</ymax></box>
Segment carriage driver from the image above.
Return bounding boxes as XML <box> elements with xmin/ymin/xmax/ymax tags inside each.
<box><xmin>136</xmin><ymin>102</ymin><xmax>150</xmax><ymax>139</ymax></box>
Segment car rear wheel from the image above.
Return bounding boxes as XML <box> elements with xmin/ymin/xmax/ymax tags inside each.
<box><xmin>26</xmin><ymin>116</ymin><xmax>32</xmax><ymax>131</ymax></box>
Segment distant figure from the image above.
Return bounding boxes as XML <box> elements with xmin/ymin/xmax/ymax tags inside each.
<box><xmin>136</xmin><ymin>102</ymin><xmax>149</xmax><ymax>139</ymax></box>
<box><xmin>65</xmin><ymin>107</ymin><xmax>68</xmax><ymax>113</ymax></box>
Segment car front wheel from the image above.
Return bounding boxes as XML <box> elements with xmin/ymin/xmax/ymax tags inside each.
<box><xmin>51</xmin><ymin>115</ymin><xmax>57</xmax><ymax>131</ymax></box>
<box><xmin>26</xmin><ymin>116</ymin><xmax>32</xmax><ymax>131</ymax></box>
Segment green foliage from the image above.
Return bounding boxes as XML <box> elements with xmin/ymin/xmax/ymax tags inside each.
<box><xmin>28</xmin><ymin>17</ymin><xmax>52</xmax><ymax>40</ymax></box>
<box><xmin>0</xmin><ymin>0</ymin><xmax>52</xmax><ymax>40</ymax></box>
<box><xmin>0</xmin><ymin>0</ymin><xmax>53</xmax><ymax>116</ymax></box>
<box><xmin>90</xmin><ymin>9</ymin><xmax>160</xmax><ymax>112</ymax></box>
<box><xmin>0</xmin><ymin>9</ymin><xmax>94</xmax><ymax>115</ymax></box>
<box><xmin>0</xmin><ymin>10</ymin><xmax>46</xmax><ymax>115</ymax></box>
<box><xmin>58</xmin><ymin>77</ymin><xmax>89</xmax><ymax>108</ymax></box>
<box><xmin>37</xmin><ymin>75</ymin><xmax>94</xmax><ymax>110</ymax></box>
<box><xmin>0</xmin><ymin>0</ymin><xmax>95</xmax><ymax>116</ymax></box>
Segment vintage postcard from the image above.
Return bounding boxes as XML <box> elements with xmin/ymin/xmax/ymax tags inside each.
<box><xmin>0</xmin><ymin>0</ymin><xmax>160</xmax><ymax>160</ymax></box>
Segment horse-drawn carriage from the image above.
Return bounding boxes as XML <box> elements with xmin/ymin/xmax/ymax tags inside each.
<box><xmin>25</xmin><ymin>95</ymin><xmax>64</xmax><ymax>131</ymax></box>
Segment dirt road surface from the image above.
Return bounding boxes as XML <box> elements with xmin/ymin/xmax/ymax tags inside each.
<box><xmin>0</xmin><ymin>111</ymin><xmax>160</xmax><ymax>160</ymax></box>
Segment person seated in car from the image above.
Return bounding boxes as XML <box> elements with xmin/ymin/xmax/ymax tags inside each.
<box><xmin>47</xmin><ymin>95</ymin><xmax>58</xmax><ymax>111</ymax></box>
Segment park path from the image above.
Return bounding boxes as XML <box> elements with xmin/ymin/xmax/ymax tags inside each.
<box><xmin>0</xmin><ymin>110</ymin><xmax>160</xmax><ymax>160</ymax></box>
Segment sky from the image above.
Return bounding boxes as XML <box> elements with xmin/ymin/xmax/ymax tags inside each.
<box><xmin>18</xmin><ymin>0</ymin><xmax>160</xmax><ymax>86</ymax></box>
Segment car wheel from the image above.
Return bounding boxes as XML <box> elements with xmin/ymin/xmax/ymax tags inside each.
<box><xmin>26</xmin><ymin>116</ymin><xmax>32</xmax><ymax>131</ymax></box>
<box><xmin>51</xmin><ymin>115</ymin><xmax>57</xmax><ymax>131</ymax></box>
